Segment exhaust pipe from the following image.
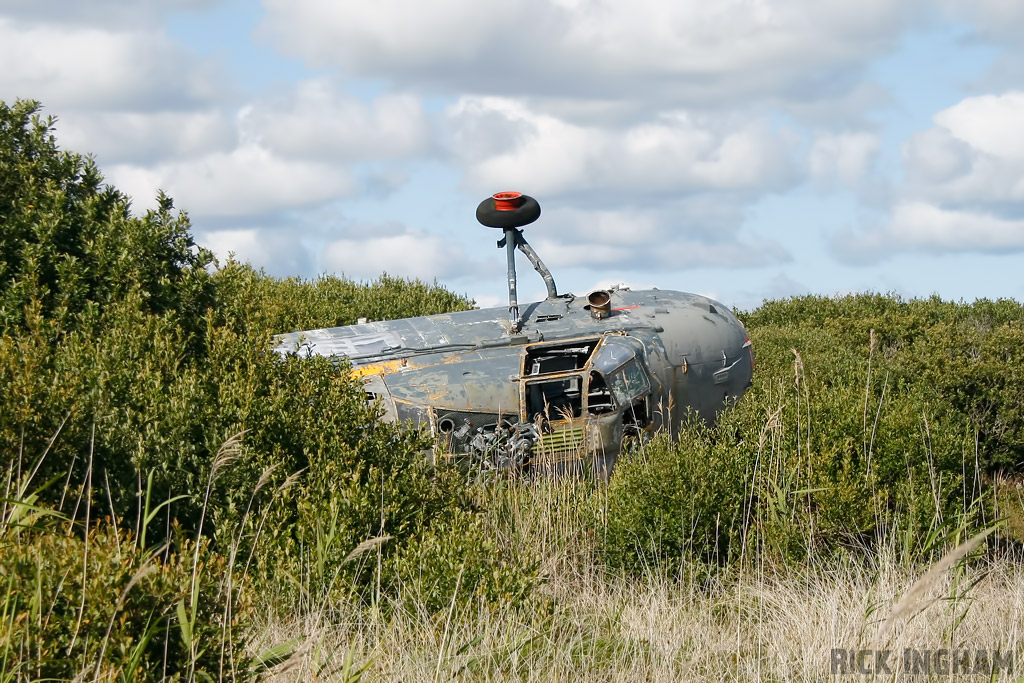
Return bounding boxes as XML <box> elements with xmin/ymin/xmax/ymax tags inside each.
<box><xmin>586</xmin><ymin>290</ymin><xmax>611</xmax><ymax>320</ymax></box>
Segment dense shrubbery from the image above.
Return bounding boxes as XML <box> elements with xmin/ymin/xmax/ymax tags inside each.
<box><xmin>0</xmin><ymin>101</ymin><xmax>475</xmax><ymax>524</ymax></box>
<box><xmin>0</xmin><ymin>100</ymin><xmax>516</xmax><ymax>677</ymax></box>
<box><xmin>604</xmin><ymin>428</ymin><xmax>748</xmax><ymax>573</ymax></box>
<box><xmin>0</xmin><ymin>99</ymin><xmax>215</xmax><ymax>345</ymax></box>
<box><xmin>0</xmin><ymin>505</ymin><xmax>246</xmax><ymax>680</ymax></box>
<box><xmin>213</xmin><ymin>259</ymin><xmax>473</xmax><ymax>335</ymax></box>
<box><xmin>746</xmin><ymin>294</ymin><xmax>1024</xmax><ymax>473</ymax></box>
<box><xmin>605</xmin><ymin>294</ymin><xmax>1023</xmax><ymax>571</ymax></box>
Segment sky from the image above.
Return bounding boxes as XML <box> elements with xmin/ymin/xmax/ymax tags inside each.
<box><xmin>2</xmin><ymin>0</ymin><xmax>1024</xmax><ymax>312</ymax></box>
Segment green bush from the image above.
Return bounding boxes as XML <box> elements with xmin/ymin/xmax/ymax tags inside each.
<box><xmin>0</xmin><ymin>99</ymin><xmax>486</xmax><ymax>621</ymax></box>
<box><xmin>0</xmin><ymin>99</ymin><xmax>215</xmax><ymax>347</ymax></box>
<box><xmin>604</xmin><ymin>428</ymin><xmax>748</xmax><ymax>574</ymax></box>
<box><xmin>603</xmin><ymin>299</ymin><xmax>999</xmax><ymax>573</ymax></box>
<box><xmin>212</xmin><ymin>259</ymin><xmax>474</xmax><ymax>336</ymax></box>
<box><xmin>387</xmin><ymin>508</ymin><xmax>541</xmax><ymax>614</ymax></box>
<box><xmin>0</xmin><ymin>507</ymin><xmax>249</xmax><ymax>680</ymax></box>
<box><xmin>742</xmin><ymin>293</ymin><xmax>1024</xmax><ymax>474</ymax></box>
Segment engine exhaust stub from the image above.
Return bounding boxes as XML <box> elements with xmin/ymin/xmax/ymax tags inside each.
<box><xmin>586</xmin><ymin>290</ymin><xmax>612</xmax><ymax>320</ymax></box>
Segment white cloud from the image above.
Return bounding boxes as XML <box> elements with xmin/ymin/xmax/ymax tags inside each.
<box><xmin>535</xmin><ymin>235</ymin><xmax>788</xmax><ymax>270</ymax></box>
<box><xmin>238</xmin><ymin>79</ymin><xmax>431</xmax><ymax>161</ymax></box>
<box><xmin>836</xmin><ymin>202</ymin><xmax>1024</xmax><ymax>261</ymax></box>
<box><xmin>901</xmin><ymin>126</ymin><xmax>974</xmax><ymax>185</ymax></box>
<box><xmin>0</xmin><ymin>0</ymin><xmax>222</xmax><ymax>28</ymax></box>
<box><xmin>108</xmin><ymin>144</ymin><xmax>355</xmax><ymax>217</ymax></box>
<box><xmin>542</xmin><ymin>200</ymin><xmax>748</xmax><ymax>247</ymax></box>
<box><xmin>323</xmin><ymin>231</ymin><xmax>482</xmax><ymax>282</ymax></box>
<box><xmin>260</xmin><ymin>0</ymin><xmax>919</xmax><ymax>107</ymax></box>
<box><xmin>526</xmin><ymin>204</ymin><xmax>789</xmax><ymax>272</ymax></box>
<box><xmin>447</xmin><ymin>97</ymin><xmax>801</xmax><ymax>198</ymax></box>
<box><xmin>20</xmin><ymin>76</ymin><xmax>428</xmax><ymax>220</ymax></box>
<box><xmin>259</xmin><ymin>0</ymin><xmax>501</xmax><ymax>73</ymax></box>
<box><xmin>199</xmin><ymin>227</ymin><xmax>313</xmax><ymax>276</ymax></box>
<box><xmin>809</xmin><ymin>131</ymin><xmax>881</xmax><ymax>188</ymax></box>
<box><xmin>838</xmin><ymin>91</ymin><xmax>1024</xmax><ymax>262</ymax></box>
<box><xmin>887</xmin><ymin>202</ymin><xmax>1024</xmax><ymax>251</ymax></box>
<box><xmin>903</xmin><ymin>92</ymin><xmax>1024</xmax><ymax>204</ymax></box>
<box><xmin>0</xmin><ymin>18</ymin><xmax>228</xmax><ymax>110</ymax></box>
<box><xmin>934</xmin><ymin>92</ymin><xmax>1024</xmax><ymax>161</ymax></box>
<box><xmin>55</xmin><ymin>110</ymin><xmax>237</xmax><ymax>165</ymax></box>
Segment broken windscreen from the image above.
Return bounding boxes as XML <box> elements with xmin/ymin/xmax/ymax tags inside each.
<box><xmin>591</xmin><ymin>338</ymin><xmax>641</xmax><ymax>374</ymax></box>
<box><xmin>607</xmin><ymin>359</ymin><xmax>650</xmax><ymax>405</ymax></box>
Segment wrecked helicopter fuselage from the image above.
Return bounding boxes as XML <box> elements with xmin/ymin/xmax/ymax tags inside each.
<box><xmin>274</xmin><ymin>192</ymin><xmax>754</xmax><ymax>476</ymax></box>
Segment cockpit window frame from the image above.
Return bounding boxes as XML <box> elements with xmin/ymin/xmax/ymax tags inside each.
<box><xmin>523</xmin><ymin>373</ymin><xmax>585</xmax><ymax>423</ymax></box>
<box><xmin>606</xmin><ymin>358</ymin><xmax>651</xmax><ymax>405</ymax></box>
<box><xmin>519</xmin><ymin>335</ymin><xmax>653</xmax><ymax>424</ymax></box>
<box><xmin>522</xmin><ymin>338</ymin><xmax>601</xmax><ymax>377</ymax></box>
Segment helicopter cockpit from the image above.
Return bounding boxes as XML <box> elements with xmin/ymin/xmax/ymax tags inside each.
<box><xmin>519</xmin><ymin>335</ymin><xmax>655</xmax><ymax>469</ymax></box>
<box><xmin>591</xmin><ymin>338</ymin><xmax>653</xmax><ymax>438</ymax></box>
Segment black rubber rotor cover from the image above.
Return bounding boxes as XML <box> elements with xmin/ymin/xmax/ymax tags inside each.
<box><xmin>476</xmin><ymin>195</ymin><xmax>541</xmax><ymax>229</ymax></box>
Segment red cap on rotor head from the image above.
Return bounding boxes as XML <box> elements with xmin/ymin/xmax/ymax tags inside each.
<box><xmin>492</xmin><ymin>192</ymin><xmax>524</xmax><ymax>211</ymax></box>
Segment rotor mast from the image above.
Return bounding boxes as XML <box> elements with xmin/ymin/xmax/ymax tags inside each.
<box><xmin>476</xmin><ymin>192</ymin><xmax>557</xmax><ymax>333</ymax></box>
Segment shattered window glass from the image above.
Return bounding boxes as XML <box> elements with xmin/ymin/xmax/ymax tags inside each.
<box><xmin>608</xmin><ymin>360</ymin><xmax>650</xmax><ymax>405</ymax></box>
<box><xmin>591</xmin><ymin>340</ymin><xmax>636</xmax><ymax>375</ymax></box>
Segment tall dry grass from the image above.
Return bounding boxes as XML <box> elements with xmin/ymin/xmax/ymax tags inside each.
<box><xmin>251</xmin><ymin>476</ymin><xmax>1024</xmax><ymax>682</ymax></box>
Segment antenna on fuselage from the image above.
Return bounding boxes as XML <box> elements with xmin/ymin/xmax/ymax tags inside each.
<box><xmin>476</xmin><ymin>192</ymin><xmax>557</xmax><ymax>334</ymax></box>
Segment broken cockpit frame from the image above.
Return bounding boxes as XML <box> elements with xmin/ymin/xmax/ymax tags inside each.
<box><xmin>433</xmin><ymin>333</ymin><xmax>656</xmax><ymax>473</ymax></box>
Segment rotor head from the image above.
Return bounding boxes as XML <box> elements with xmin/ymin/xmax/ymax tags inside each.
<box><xmin>476</xmin><ymin>191</ymin><xmax>541</xmax><ymax>229</ymax></box>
